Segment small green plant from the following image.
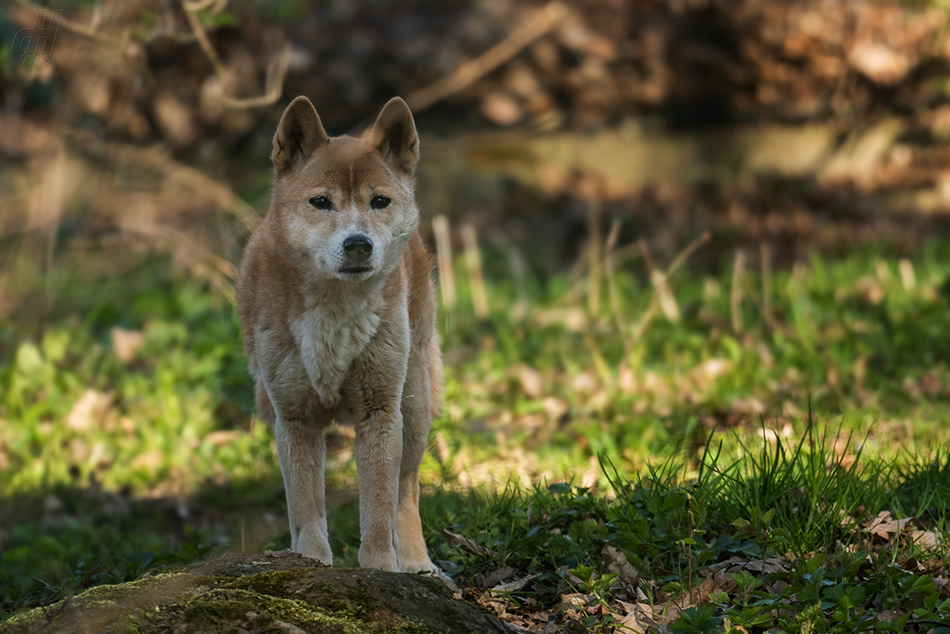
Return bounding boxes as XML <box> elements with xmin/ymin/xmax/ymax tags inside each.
<box><xmin>670</xmin><ymin>604</ymin><xmax>722</xmax><ymax>633</ymax></box>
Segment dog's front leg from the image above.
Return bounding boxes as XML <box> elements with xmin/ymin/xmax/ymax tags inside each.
<box><xmin>346</xmin><ymin>314</ymin><xmax>409</xmax><ymax>572</ymax></box>
<box><xmin>273</xmin><ymin>413</ymin><xmax>333</xmax><ymax>565</ymax></box>
<box><xmin>353</xmin><ymin>399</ymin><xmax>403</xmax><ymax>571</ymax></box>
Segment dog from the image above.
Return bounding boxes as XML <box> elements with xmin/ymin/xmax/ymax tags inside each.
<box><xmin>237</xmin><ymin>96</ymin><xmax>442</xmax><ymax>573</ymax></box>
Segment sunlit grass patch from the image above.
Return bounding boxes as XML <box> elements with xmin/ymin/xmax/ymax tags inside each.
<box><xmin>0</xmin><ymin>282</ymin><xmax>275</xmax><ymax>498</ymax></box>
<box><xmin>432</xmin><ymin>235</ymin><xmax>950</xmax><ymax>482</ymax></box>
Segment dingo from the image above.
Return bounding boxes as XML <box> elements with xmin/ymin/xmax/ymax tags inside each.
<box><xmin>237</xmin><ymin>96</ymin><xmax>441</xmax><ymax>573</ymax></box>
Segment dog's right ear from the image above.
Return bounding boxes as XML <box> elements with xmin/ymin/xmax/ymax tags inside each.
<box><xmin>272</xmin><ymin>97</ymin><xmax>329</xmax><ymax>176</ymax></box>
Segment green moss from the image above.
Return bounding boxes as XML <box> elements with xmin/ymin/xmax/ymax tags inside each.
<box><xmin>0</xmin><ymin>573</ymin><xmax>192</xmax><ymax>634</ymax></box>
<box><xmin>0</xmin><ymin>606</ymin><xmax>45</xmax><ymax>633</ymax></box>
<box><xmin>131</xmin><ymin>586</ymin><xmax>432</xmax><ymax>634</ymax></box>
<box><xmin>1</xmin><ymin>567</ymin><xmax>469</xmax><ymax>634</ymax></box>
<box><xmin>219</xmin><ymin>569</ymin><xmax>302</xmax><ymax>599</ymax></box>
<box><xmin>212</xmin><ymin>571</ymin><xmax>423</xmax><ymax>631</ymax></box>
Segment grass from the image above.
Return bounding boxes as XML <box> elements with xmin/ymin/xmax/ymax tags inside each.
<box><xmin>1</xmin><ymin>234</ymin><xmax>950</xmax><ymax>631</ymax></box>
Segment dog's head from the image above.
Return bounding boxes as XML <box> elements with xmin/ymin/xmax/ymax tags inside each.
<box><xmin>269</xmin><ymin>96</ymin><xmax>420</xmax><ymax>282</ymax></box>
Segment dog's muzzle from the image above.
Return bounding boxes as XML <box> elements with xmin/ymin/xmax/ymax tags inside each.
<box><xmin>340</xmin><ymin>234</ymin><xmax>373</xmax><ymax>273</ymax></box>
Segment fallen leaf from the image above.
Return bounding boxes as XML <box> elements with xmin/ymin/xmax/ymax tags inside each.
<box><xmin>687</xmin><ymin>358</ymin><xmax>732</xmax><ymax>389</ymax></box>
<box><xmin>602</xmin><ymin>544</ymin><xmax>639</xmax><ymax>592</ymax></box>
<box><xmin>491</xmin><ymin>574</ymin><xmax>540</xmax><ymax>593</ymax></box>
<box><xmin>516</xmin><ymin>365</ymin><xmax>544</xmax><ymax>398</ymax></box>
<box><xmin>911</xmin><ymin>530</ymin><xmax>940</xmax><ymax>549</ymax></box>
<box><xmin>442</xmin><ymin>529</ymin><xmax>494</xmax><ymax>557</ymax></box>
<box><xmin>66</xmin><ymin>389</ymin><xmax>113</xmax><ymax>432</ymax></box>
<box><xmin>111</xmin><ymin>327</ymin><xmax>144</xmax><ymax>363</ymax></box>
<box><xmin>474</xmin><ymin>565</ymin><xmax>514</xmax><ymax>589</ymax></box>
<box><xmin>865</xmin><ymin>510</ymin><xmax>912</xmax><ymax>539</ymax></box>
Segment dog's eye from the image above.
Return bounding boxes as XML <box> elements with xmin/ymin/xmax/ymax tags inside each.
<box><xmin>309</xmin><ymin>196</ymin><xmax>332</xmax><ymax>210</ymax></box>
<box><xmin>370</xmin><ymin>195</ymin><xmax>391</xmax><ymax>210</ymax></box>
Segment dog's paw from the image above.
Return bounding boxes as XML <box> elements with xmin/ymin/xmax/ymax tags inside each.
<box><xmin>295</xmin><ymin>533</ymin><xmax>333</xmax><ymax>567</ymax></box>
<box><xmin>359</xmin><ymin>548</ymin><xmax>400</xmax><ymax>572</ymax></box>
<box><xmin>401</xmin><ymin>558</ymin><xmax>439</xmax><ymax>574</ymax></box>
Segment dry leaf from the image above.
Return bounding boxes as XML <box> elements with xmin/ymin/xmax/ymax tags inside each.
<box><xmin>66</xmin><ymin>389</ymin><xmax>113</xmax><ymax>432</ymax></box>
<box><xmin>111</xmin><ymin>327</ymin><xmax>144</xmax><ymax>363</ymax></box>
<box><xmin>620</xmin><ymin>602</ymin><xmax>674</xmax><ymax>633</ymax></box>
<box><xmin>730</xmin><ymin>397</ymin><xmax>767</xmax><ymax>415</ymax></box>
<box><xmin>911</xmin><ymin>530</ymin><xmax>940</xmax><ymax>549</ymax></box>
<box><xmin>442</xmin><ymin>529</ymin><xmax>494</xmax><ymax>557</ymax></box>
<box><xmin>491</xmin><ymin>574</ymin><xmax>539</xmax><ymax>593</ymax></box>
<box><xmin>517</xmin><ymin>365</ymin><xmax>545</xmax><ymax>398</ymax></box>
<box><xmin>602</xmin><ymin>544</ymin><xmax>639</xmax><ymax>592</ymax></box>
<box><xmin>475</xmin><ymin>565</ymin><xmax>514</xmax><ymax>588</ymax></box>
<box><xmin>865</xmin><ymin>510</ymin><xmax>912</xmax><ymax>539</ymax></box>
<box><xmin>687</xmin><ymin>358</ymin><xmax>732</xmax><ymax>389</ymax></box>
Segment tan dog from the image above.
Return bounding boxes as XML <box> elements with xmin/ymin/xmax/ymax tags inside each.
<box><xmin>237</xmin><ymin>96</ymin><xmax>441</xmax><ymax>573</ymax></box>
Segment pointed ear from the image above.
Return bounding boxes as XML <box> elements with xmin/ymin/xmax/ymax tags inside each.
<box><xmin>366</xmin><ymin>97</ymin><xmax>419</xmax><ymax>175</ymax></box>
<box><xmin>272</xmin><ymin>96</ymin><xmax>329</xmax><ymax>176</ymax></box>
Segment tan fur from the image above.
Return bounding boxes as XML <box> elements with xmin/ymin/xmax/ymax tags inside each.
<box><xmin>237</xmin><ymin>96</ymin><xmax>442</xmax><ymax>573</ymax></box>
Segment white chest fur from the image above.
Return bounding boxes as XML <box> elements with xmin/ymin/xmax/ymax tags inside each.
<box><xmin>290</xmin><ymin>292</ymin><xmax>383</xmax><ymax>409</ymax></box>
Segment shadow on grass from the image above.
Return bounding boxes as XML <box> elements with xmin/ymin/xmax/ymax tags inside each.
<box><xmin>0</xmin><ymin>470</ymin><xmax>479</xmax><ymax>618</ymax></box>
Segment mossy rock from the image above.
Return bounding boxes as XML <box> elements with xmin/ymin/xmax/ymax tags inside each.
<box><xmin>0</xmin><ymin>553</ymin><xmax>506</xmax><ymax>634</ymax></box>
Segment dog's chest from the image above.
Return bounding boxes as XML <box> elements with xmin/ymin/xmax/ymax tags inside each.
<box><xmin>290</xmin><ymin>297</ymin><xmax>382</xmax><ymax>405</ymax></box>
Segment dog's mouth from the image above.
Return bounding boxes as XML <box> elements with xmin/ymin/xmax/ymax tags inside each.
<box><xmin>338</xmin><ymin>266</ymin><xmax>373</xmax><ymax>275</ymax></box>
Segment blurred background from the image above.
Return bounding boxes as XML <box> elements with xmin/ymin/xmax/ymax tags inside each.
<box><xmin>2</xmin><ymin>0</ymin><xmax>950</xmax><ymax>616</ymax></box>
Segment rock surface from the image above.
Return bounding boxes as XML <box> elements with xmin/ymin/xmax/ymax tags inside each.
<box><xmin>0</xmin><ymin>553</ymin><xmax>507</xmax><ymax>634</ymax></box>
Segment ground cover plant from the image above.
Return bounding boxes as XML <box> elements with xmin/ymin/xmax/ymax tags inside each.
<box><xmin>1</xmin><ymin>236</ymin><xmax>949</xmax><ymax>632</ymax></box>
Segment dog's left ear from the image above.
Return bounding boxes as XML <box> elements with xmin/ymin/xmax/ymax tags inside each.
<box><xmin>367</xmin><ymin>97</ymin><xmax>419</xmax><ymax>175</ymax></box>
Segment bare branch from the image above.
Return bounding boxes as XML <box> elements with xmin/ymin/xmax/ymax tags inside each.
<box><xmin>406</xmin><ymin>1</ymin><xmax>569</xmax><ymax>112</ymax></box>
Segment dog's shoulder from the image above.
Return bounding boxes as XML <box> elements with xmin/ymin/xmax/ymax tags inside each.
<box><xmin>237</xmin><ymin>219</ymin><xmax>304</xmax><ymax>363</ymax></box>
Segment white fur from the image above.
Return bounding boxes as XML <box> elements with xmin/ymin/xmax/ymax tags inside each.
<box><xmin>290</xmin><ymin>287</ymin><xmax>384</xmax><ymax>409</ymax></box>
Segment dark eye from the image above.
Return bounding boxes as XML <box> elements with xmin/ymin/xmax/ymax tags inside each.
<box><xmin>371</xmin><ymin>195</ymin><xmax>391</xmax><ymax>210</ymax></box>
<box><xmin>309</xmin><ymin>196</ymin><xmax>332</xmax><ymax>210</ymax></box>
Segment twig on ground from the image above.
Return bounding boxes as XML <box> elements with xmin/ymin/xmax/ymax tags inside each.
<box><xmin>433</xmin><ymin>215</ymin><xmax>456</xmax><ymax>311</ymax></box>
<box><xmin>760</xmin><ymin>241</ymin><xmax>774</xmax><ymax>327</ymax></box>
<box><xmin>640</xmin><ymin>239</ymin><xmax>681</xmax><ymax>324</ymax></box>
<box><xmin>587</xmin><ymin>199</ymin><xmax>603</xmax><ymax>317</ymax></box>
<box><xmin>604</xmin><ymin>219</ymin><xmax>628</xmax><ymax>348</ymax></box>
<box><xmin>731</xmin><ymin>248</ymin><xmax>746</xmax><ymax>335</ymax></box>
<box><xmin>630</xmin><ymin>232</ymin><xmax>709</xmax><ymax>347</ymax></box>
<box><xmin>487</xmin><ymin>228</ymin><xmax>530</xmax><ymax>320</ymax></box>
<box><xmin>462</xmin><ymin>224</ymin><xmax>489</xmax><ymax>319</ymax></box>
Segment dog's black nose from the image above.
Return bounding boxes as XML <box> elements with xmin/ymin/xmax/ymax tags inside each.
<box><xmin>343</xmin><ymin>235</ymin><xmax>373</xmax><ymax>257</ymax></box>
